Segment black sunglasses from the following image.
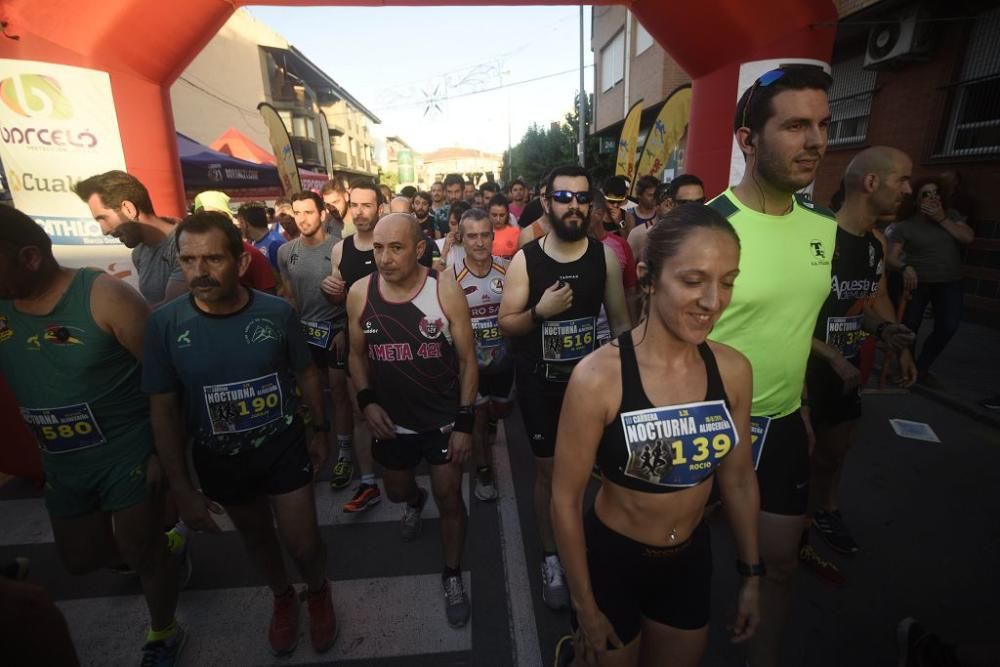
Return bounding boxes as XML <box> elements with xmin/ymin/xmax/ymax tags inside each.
<box><xmin>674</xmin><ymin>197</ymin><xmax>706</xmax><ymax>206</ymax></box>
<box><xmin>550</xmin><ymin>190</ymin><xmax>593</xmax><ymax>205</ymax></box>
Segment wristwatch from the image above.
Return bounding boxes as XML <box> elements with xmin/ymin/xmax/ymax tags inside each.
<box><xmin>530</xmin><ymin>305</ymin><xmax>544</xmax><ymax>324</ymax></box>
<box><xmin>736</xmin><ymin>559</ymin><xmax>766</xmax><ymax>577</ymax></box>
<box><xmin>312</xmin><ymin>421</ymin><xmax>331</xmax><ymax>433</ymax></box>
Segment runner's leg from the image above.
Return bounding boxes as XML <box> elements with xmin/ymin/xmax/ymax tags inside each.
<box><xmin>750</xmin><ymin>512</ymin><xmax>803</xmax><ymax>667</ymax></box>
<box><xmin>429</xmin><ymin>459</ymin><xmax>466</xmax><ymax>570</ymax></box>
<box><xmin>226</xmin><ymin>497</ymin><xmax>292</xmax><ymax>595</ymax></box>
<box><xmin>271</xmin><ymin>483</ymin><xmax>327</xmax><ymax>592</ymax></box>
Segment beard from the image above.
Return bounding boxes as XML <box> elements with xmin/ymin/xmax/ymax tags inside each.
<box><xmin>755</xmin><ymin>141</ymin><xmax>822</xmax><ymax>194</ymax></box>
<box><xmin>550</xmin><ymin>209</ymin><xmax>589</xmax><ymax>242</ymax></box>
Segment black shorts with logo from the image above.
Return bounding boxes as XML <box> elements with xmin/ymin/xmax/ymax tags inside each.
<box><xmin>307</xmin><ymin>326</ymin><xmax>347</xmax><ymax>371</ymax></box>
<box><xmin>477</xmin><ymin>366</ymin><xmax>515</xmax><ymax>405</ymax></box>
<box><xmin>806</xmin><ymin>357</ymin><xmax>862</xmax><ymax>427</ymax></box>
<box><xmin>192</xmin><ymin>420</ymin><xmax>312</xmax><ymax>507</ymax></box>
<box><xmin>514</xmin><ymin>357</ymin><xmax>569</xmax><ymax>459</ymax></box>
<box><xmin>755</xmin><ymin>411</ymin><xmax>811</xmax><ymax>516</ymax></box>
<box><xmin>373</xmin><ymin>429</ymin><xmax>453</xmax><ymax>470</ymax></box>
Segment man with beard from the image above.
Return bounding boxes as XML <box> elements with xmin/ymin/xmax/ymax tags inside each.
<box><xmin>413</xmin><ymin>191</ymin><xmax>439</xmax><ymax>239</ymax></box>
<box><xmin>321</xmin><ymin>179</ymin><xmax>353</xmax><ymax>238</ymax></box>
<box><xmin>430</xmin><ymin>180</ymin><xmax>447</xmax><ymax>220</ymax></box>
<box><xmin>432</xmin><ymin>174</ymin><xmax>466</xmax><ymax>237</ymax></box>
<box><xmin>706</xmin><ymin>64</ymin><xmax>836</xmax><ymax>667</ymax></box>
<box><xmin>463</xmin><ymin>181</ymin><xmax>477</xmax><ymax>205</ymax></box>
<box><xmin>145</xmin><ymin>211</ymin><xmax>337</xmax><ymax>658</ymax></box>
<box><xmin>347</xmin><ymin>212</ymin><xmax>478</xmax><ymax>628</ymax></box>
<box><xmin>277</xmin><ymin>191</ymin><xmax>353</xmax><ymax>490</ymax></box>
<box><xmin>75</xmin><ymin>170</ymin><xmax>187</xmax><ymax>306</ymax></box>
<box><xmin>499</xmin><ymin>165</ymin><xmax>630</xmax><ymax>610</ymax></box>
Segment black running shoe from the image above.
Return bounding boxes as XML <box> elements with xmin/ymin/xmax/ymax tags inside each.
<box><xmin>813</xmin><ymin>510</ymin><xmax>860</xmax><ymax>554</ymax></box>
<box><xmin>897</xmin><ymin>617</ymin><xmax>961</xmax><ymax>667</ymax></box>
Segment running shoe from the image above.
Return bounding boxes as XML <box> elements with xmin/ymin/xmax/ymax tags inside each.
<box><xmin>343</xmin><ymin>483</ymin><xmax>382</xmax><ymax>513</ymax></box>
<box><xmin>306</xmin><ymin>580</ymin><xmax>338</xmax><ymax>653</ymax></box>
<box><xmin>554</xmin><ymin>634</ymin><xmax>575</xmax><ymax>667</ymax></box>
<box><xmin>897</xmin><ymin>617</ymin><xmax>961</xmax><ymax>667</ymax></box>
<box><xmin>541</xmin><ymin>557</ymin><xmax>569</xmax><ymax>610</ymax></box>
<box><xmin>140</xmin><ymin>624</ymin><xmax>186</xmax><ymax>667</ymax></box>
<box><xmin>474</xmin><ymin>467</ymin><xmax>498</xmax><ymax>502</ymax></box>
<box><xmin>166</xmin><ymin>523</ymin><xmax>193</xmax><ymax>590</ymax></box>
<box><xmin>401</xmin><ymin>488</ymin><xmax>428</xmax><ymax>542</ymax></box>
<box><xmin>981</xmin><ymin>394</ymin><xmax>1000</xmax><ymax>410</ymax></box>
<box><xmin>330</xmin><ymin>458</ymin><xmax>354</xmax><ymax>490</ymax></box>
<box><xmin>269</xmin><ymin>587</ymin><xmax>300</xmax><ymax>656</ymax></box>
<box><xmin>813</xmin><ymin>510</ymin><xmax>861</xmax><ymax>554</ymax></box>
<box><xmin>798</xmin><ymin>543</ymin><xmax>847</xmax><ymax>587</ymax></box>
<box><xmin>442</xmin><ymin>574</ymin><xmax>470</xmax><ymax>628</ymax></box>
<box><xmin>0</xmin><ymin>557</ymin><xmax>29</xmax><ymax>581</ymax></box>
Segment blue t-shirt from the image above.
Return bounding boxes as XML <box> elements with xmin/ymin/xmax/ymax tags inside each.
<box><xmin>142</xmin><ymin>290</ymin><xmax>312</xmax><ymax>454</ymax></box>
<box><xmin>253</xmin><ymin>228</ymin><xmax>286</xmax><ymax>270</ymax></box>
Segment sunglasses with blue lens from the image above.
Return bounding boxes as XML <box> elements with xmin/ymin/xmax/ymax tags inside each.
<box><xmin>550</xmin><ymin>190</ymin><xmax>593</xmax><ymax>205</ymax></box>
<box><xmin>741</xmin><ymin>68</ymin><xmax>787</xmax><ymax>130</ymax></box>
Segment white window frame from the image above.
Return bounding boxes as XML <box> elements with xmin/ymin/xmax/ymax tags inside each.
<box><xmin>827</xmin><ymin>55</ymin><xmax>877</xmax><ymax>147</ymax></box>
<box><xmin>600</xmin><ymin>30</ymin><xmax>625</xmax><ymax>93</ymax></box>
<box><xmin>634</xmin><ymin>20</ymin><xmax>654</xmax><ymax>56</ymax></box>
<box><xmin>938</xmin><ymin>8</ymin><xmax>1000</xmax><ymax>157</ymax></box>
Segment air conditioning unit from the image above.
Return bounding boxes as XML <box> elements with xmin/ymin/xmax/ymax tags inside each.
<box><xmin>864</xmin><ymin>7</ymin><xmax>933</xmax><ymax>70</ymax></box>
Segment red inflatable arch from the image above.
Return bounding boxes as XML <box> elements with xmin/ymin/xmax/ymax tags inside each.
<box><xmin>0</xmin><ymin>1</ymin><xmax>836</xmax><ymax>478</ymax></box>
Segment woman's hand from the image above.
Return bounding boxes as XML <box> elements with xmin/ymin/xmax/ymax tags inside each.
<box><xmin>574</xmin><ymin>605</ymin><xmax>624</xmax><ymax>664</ymax></box>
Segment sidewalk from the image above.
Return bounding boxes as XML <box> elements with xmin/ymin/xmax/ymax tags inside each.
<box><xmin>909</xmin><ymin>318</ymin><xmax>1000</xmax><ymax>428</ymax></box>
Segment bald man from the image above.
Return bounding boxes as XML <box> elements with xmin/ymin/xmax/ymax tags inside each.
<box><xmin>802</xmin><ymin>146</ymin><xmax>917</xmax><ymax>563</ymax></box>
<box><xmin>345</xmin><ymin>213</ymin><xmax>478</xmax><ymax>628</ymax></box>
<box><xmin>388</xmin><ymin>196</ymin><xmax>413</xmax><ymax>214</ymax></box>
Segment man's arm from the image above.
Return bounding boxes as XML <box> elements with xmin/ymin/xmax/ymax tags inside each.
<box><xmin>149</xmin><ymin>392</ymin><xmax>195</xmax><ymax>495</ymax></box>
<box><xmin>498</xmin><ymin>250</ymin><xmax>536</xmax><ymax>337</ymax></box>
<box><xmin>277</xmin><ymin>245</ymin><xmax>297</xmax><ymax>307</ymax></box>
<box><xmin>90</xmin><ymin>273</ymin><xmax>150</xmax><ymax>360</ymax></box>
<box><xmin>627</xmin><ymin>224</ymin><xmax>647</xmax><ymax>264</ymax></box>
<box><xmin>346</xmin><ymin>276</ymin><xmax>394</xmax><ymax>439</ymax></box>
<box><xmin>602</xmin><ymin>245</ymin><xmax>631</xmax><ymax>336</ymax></box>
<box><xmin>439</xmin><ymin>271</ymin><xmax>478</xmax><ymax>407</ymax></box>
<box><xmin>321</xmin><ymin>240</ymin><xmax>347</xmax><ymax>304</ymax></box>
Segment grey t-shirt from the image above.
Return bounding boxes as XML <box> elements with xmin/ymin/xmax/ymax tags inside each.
<box><xmin>277</xmin><ymin>236</ymin><xmax>345</xmax><ymax>328</ymax></box>
<box><xmin>887</xmin><ymin>210</ymin><xmax>964</xmax><ymax>283</ymax></box>
<box><xmin>132</xmin><ymin>228</ymin><xmax>184</xmax><ymax>304</ymax></box>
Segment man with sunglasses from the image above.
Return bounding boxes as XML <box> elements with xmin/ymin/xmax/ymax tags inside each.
<box><xmin>500</xmin><ymin>165</ymin><xmax>630</xmax><ymax>610</ymax></box>
<box><xmin>600</xmin><ymin>175</ymin><xmax>636</xmax><ymax>239</ymax></box>
<box><xmin>626</xmin><ymin>174</ymin><xmax>705</xmax><ymax>261</ymax></box>
<box><xmin>706</xmin><ymin>65</ymin><xmax>836</xmax><ymax>667</ymax></box>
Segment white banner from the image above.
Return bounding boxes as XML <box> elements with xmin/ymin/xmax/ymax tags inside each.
<box><xmin>0</xmin><ymin>60</ymin><xmax>136</xmax><ymax>284</ymax></box>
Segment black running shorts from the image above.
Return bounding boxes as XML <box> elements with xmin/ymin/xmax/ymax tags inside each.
<box><xmin>514</xmin><ymin>359</ymin><xmax>569</xmax><ymax>459</ymax></box>
<box><xmin>192</xmin><ymin>420</ymin><xmax>312</xmax><ymax>507</ymax></box>
<box><xmin>755</xmin><ymin>411</ymin><xmax>811</xmax><ymax>516</ymax></box>
<box><xmin>477</xmin><ymin>367</ymin><xmax>515</xmax><ymax>405</ymax></box>
<box><xmin>570</xmin><ymin>509</ymin><xmax>712</xmax><ymax>644</ymax></box>
<box><xmin>307</xmin><ymin>326</ymin><xmax>347</xmax><ymax>371</ymax></box>
<box><xmin>373</xmin><ymin>430</ymin><xmax>453</xmax><ymax>470</ymax></box>
<box><xmin>806</xmin><ymin>357</ymin><xmax>862</xmax><ymax>427</ymax></box>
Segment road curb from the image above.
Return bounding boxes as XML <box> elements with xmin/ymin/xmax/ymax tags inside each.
<box><xmin>909</xmin><ymin>384</ymin><xmax>1000</xmax><ymax>429</ymax></box>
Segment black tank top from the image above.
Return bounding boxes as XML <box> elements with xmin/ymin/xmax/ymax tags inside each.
<box><xmin>340</xmin><ymin>235</ymin><xmax>376</xmax><ymax>289</ymax></box>
<box><xmin>596</xmin><ymin>333</ymin><xmax>739</xmax><ymax>492</ymax></box>
<box><xmin>361</xmin><ymin>270</ymin><xmax>459</xmax><ymax>433</ymax></box>
<box><xmin>513</xmin><ymin>237</ymin><xmax>606</xmax><ymax>381</ymax></box>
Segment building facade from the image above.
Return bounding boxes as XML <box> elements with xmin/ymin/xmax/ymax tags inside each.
<box><xmin>592</xmin><ymin>1</ymin><xmax>999</xmax><ymax>326</ymax></box>
<box><xmin>420</xmin><ymin>148</ymin><xmax>503</xmax><ymax>187</ymax></box>
<box><xmin>170</xmin><ymin>9</ymin><xmax>379</xmax><ymax>180</ymax></box>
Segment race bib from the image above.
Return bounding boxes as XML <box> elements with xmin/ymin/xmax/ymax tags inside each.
<box><xmin>750</xmin><ymin>416</ymin><xmax>771</xmax><ymax>471</ymax></box>
<box><xmin>301</xmin><ymin>319</ymin><xmax>333</xmax><ymax>349</ymax></box>
<box><xmin>203</xmin><ymin>373</ymin><xmax>284</xmax><ymax>435</ymax></box>
<box><xmin>472</xmin><ymin>315</ymin><xmax>504</xmax><ymax>366</ymax></box>
<box><xmin>541</xmin><ymin>316</ymin><xmax>595</xmax><ymax>362</ymax></box>
<box><xmin>21</xmin><ymin>403</ymin><xmax>106</xmax><ymax>454</ymax></box>
<box><xmin>825</xmin><ymin>315</ymin><xmax>865</xmax><ymax>359</ymax></box>
<box><xmin>620</xmin><ymin>400</ymin><xmax>738</xmax><ymax>488</ymax></box>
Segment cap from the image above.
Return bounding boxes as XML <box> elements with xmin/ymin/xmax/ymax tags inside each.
<box><xmin>193</xmin><ymin>190</ymin><xmax>232</xmax><ymax>218</ymax></box>
<box><xmin>602</xmin><ymin>175</ymin><xmax>630</xmax><ymax>202</ymax></box>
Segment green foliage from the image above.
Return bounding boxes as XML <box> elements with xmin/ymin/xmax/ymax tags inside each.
<box><xmin>501</xmin><ymin>93</ymin><xmax>614</xmax><ymax>188</ymax></box>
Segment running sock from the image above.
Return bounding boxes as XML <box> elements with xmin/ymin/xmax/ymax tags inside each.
<box><xmin>443</xmin><ymin>565</ymin><xmax>461</xmax><ymax>579</ymax></box>
<box><xmin>147</xmin><ymin>620</ymin><xmax>178</xmax><ymax>642</ymax></box>
<box><xmin>337</xmin><ymin>436</ymin><xmax>353</xmax><ymax>462</ymax></box>
<box><xmin>361</xmin><ymin>474</ymin><xmax>376</xmax><ymax>487</ymax></box>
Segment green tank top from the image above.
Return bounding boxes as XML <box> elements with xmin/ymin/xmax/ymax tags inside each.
<box><xmin>0</xmin><ymin>268</ymin><xmax>151</xmax><ymax>469</ymax></box>
<box><xmin>707</xmin><ymin>190</ymin><xmax>836</xmax><ymax>418</ymax></box>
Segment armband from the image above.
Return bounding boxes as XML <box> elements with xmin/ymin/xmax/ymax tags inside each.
<box><xmin>454</xmin><ymin>405</ymin><xmax>475</xmax><ymax>434</ymax></box>
<box><xmin>357</xmin><ymin>388</ymin><xmax>379</xmax><ymax>411</ymax></box>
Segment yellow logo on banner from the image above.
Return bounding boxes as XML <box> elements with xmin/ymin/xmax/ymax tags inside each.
<box><xmin>634</xmin><ymin>86</ymin><xmax>692</xmax><ymax>190</ymax></box>
<box><xmin>615</xmin><ymin>100</ymin><xmax>645</xmax><ymax>181</ymax></box>
<box><xmin>0</xmin><ymin>74</ymin><xmax>73</xmax><ymax>120</ymax></box>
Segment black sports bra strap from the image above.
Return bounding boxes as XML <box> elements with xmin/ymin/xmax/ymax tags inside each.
<box><xmin>617</xmin><ymin>333</ymin><xmax>645</xmax><ymax>407</ymax></box>
<box><xmin>696</xmin><ymin>342</ymin><xmax>729</xmax><ymax>405</ymax></box>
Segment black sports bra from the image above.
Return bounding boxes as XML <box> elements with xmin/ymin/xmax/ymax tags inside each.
<box><xmin>595</xmin><ymin>333</ymin><xmax>740</xmax><ymax>492</ymax></box>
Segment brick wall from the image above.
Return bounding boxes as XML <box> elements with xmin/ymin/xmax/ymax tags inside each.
<box><xmin>815</xmin><ymin>21</ymin><xmax>1000</xmax><ymax>327</ymax></box>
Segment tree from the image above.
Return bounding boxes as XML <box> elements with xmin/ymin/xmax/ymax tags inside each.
<box><xmin>501</xmin><ymin>92</ymin><xmax>614</xmax><ymax>188</ymax></box>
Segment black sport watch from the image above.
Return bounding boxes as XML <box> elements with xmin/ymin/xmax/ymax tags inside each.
<box><xmin>736</xmin><ymin>559</ymin><xmax>766</xmax><ymax>577</ymax></box>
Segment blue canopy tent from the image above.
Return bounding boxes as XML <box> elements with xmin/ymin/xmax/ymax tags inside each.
<box><xmin>176</xmin><ymin>132</ymin><xmax>281</xmax><ymax>201</ymax></box>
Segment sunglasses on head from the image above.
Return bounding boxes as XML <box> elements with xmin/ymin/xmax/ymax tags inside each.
<box><xmin>550</xmin><ymin>190</ymin><xmax>593</xmax><ymax>205</ymax></box>
<box><xmin>741</xmin><ymin>68</ymin><xmax>787</xmax><ymax>130</ymax></box>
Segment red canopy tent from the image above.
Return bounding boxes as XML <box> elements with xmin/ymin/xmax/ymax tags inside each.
<box><xmin>211</xmin><ymin>127</ymin><xmax>329</xmax><ymax>193</ymax></box>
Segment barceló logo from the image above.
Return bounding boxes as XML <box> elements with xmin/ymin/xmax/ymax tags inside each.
<box><xmin>0</xmin><ymin>74</ymin><xmax>73</xmax><ymax>120</ymax></box>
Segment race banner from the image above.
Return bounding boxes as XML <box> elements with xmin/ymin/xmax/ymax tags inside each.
<box><xmin>614</xmin><ymin>99</ymin><xmax>644</xmax><ymax>181</ymax></box>
<box><xmin>258</xmin><ymin>102</ymin><xmax>301</xmax><ymax>195</ymax></box>
<box><xmin>633</xmin><ymin>86</ymin><xmax>691</xmax><ymax>194</ymax></box>
<box><xmin>0</xmin><ymin>60</ymin><xmax>127</xmax><ymax>246</ymax></box>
